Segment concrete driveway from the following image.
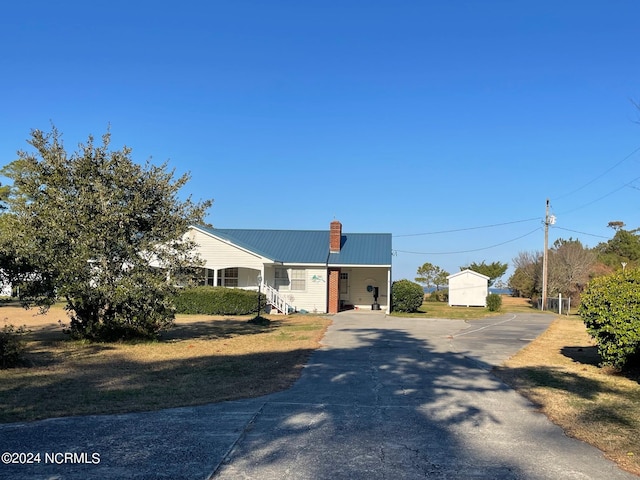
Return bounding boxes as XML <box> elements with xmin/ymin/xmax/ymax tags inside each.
<box><xmin>1</xmin><ymin>311</ymin><xmax>637</xmax><ymax>479</ymax></box>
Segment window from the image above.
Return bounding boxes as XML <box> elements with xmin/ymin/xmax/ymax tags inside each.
<box><xmin>339</xmin><ymin>272</ymin><xmax>349</xmax><ymax>295</ymax></box>
<box><xmin>291</xmin><ymin>269</ymin><xmax>306</xmax><ymax>291</ymax></box>
<box><xmin>196</xmin><ymin>268</ymin><xmax>214</xmax><ymax>286</ymax></box>
<box><xmin>206</xmin><ymin>269</ymin><xmax>215</xmax><ymax>286</ymax></box>
<box><xmin>217</xmin><ymin>267</ymin><xmax>238</xmax><ymax>287</ymax></box>
<box><xmin>274</xmin><ymin>268</ymin><xmax>290</xmax><ymax>289</ymax></box>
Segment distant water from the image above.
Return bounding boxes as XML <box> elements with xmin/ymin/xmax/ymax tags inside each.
<box><xmin>489</xmin><ymin>288</ymin><xmax>513</xmax><ymax>295</ymax></box>
<box><xmin>423</xmin><ymin>287</ymin><xmax>513</xmax><ymax>295</ymax></box>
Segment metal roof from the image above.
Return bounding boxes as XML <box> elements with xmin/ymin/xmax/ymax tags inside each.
<box><xmin>195</xmin><ymin>226</ymin><xmax>392</xmax><ymax>266</ymax></box>
<box><xmin>327</xmin><ymin>233</ymin><xmax>392</xmax><ymax>266</ymax></box>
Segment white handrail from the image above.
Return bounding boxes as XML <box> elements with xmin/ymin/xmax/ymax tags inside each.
<box><xmin>262</xmin><ymin>283</ymin><xmax>294</xmax><ymax>314</ymax></box>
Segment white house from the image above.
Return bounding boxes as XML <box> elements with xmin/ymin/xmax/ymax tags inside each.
<box><xmin>0</xmin><ymin>270</ymin><xmax>11</xmax><ymax>297</ymax></box>
<box><xmin>447</xmin><ymin>269</ymin><xmax>489</xmax><ymax>307</ymax></box>
<box><xmin>188</xmin><ymin>221</ymin><xmax>392</xmax><ymax>314</ymax></box>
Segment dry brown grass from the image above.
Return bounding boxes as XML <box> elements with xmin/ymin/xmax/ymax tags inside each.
<box><xmin>0</xmin><ymin>304</ymin><xmax>331</xmax><ymax>423</ymax></box>
<box><xmin>494</xmin><ymin>315</ymin><xmax>640</xmax><ymax>475</ymax></box>
<box><xmin>500</xmin><ymin>295</ymin><xmax>532</xmax><ymax>308</ymax></box>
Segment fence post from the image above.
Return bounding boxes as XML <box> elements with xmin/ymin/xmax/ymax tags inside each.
<box><xmin>558</xmin><ymin>293</ymin><xmax>562</xmax><ymax>315</ymax></box>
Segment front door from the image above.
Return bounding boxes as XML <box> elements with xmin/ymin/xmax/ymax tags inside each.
<box><xmin>339</xmin><ymin>272</ymin><xmax>349</xmax><ymax>308</ymax></box>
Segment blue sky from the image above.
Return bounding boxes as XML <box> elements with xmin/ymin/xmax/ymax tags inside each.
<box><xmin>1</xmin><ymin>1</ymin><xmax>639</xmax><ymax>282</ymax></box>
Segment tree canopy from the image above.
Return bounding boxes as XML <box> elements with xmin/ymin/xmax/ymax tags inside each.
<box><xmin>1</xmin><ymin>126</ymin><xmax>211</xmax><ymax>340</ymax></box>
<box><xmin>460</xmin><ymin>260</ymin><xmax>508</xmax><ymax>287</ymax></box>
<box><xmin>415</xmin><ymin>262</ymin><xmax>449</xmax><ymax>291</ymax></box>
<box><xmin>596</xmin><ymin>228</ymin><xmax>640</xmax><ymax>270</ymax></box>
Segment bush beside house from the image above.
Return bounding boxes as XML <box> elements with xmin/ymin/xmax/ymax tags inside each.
<box><xmin>174</xmin><ymin>286</ymin><xmax>265</xmax><ymax>315</ymax></box>
<box><xmin>391</xmin><ymin>279</ymin><xmax>424</xmax><ymax>313</ymax></box>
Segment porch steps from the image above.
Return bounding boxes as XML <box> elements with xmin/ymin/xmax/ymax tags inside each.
<box><xmin>262</xmin><ymin>283</ymin><xmax>295</xmax><ymax>314</ymax></box>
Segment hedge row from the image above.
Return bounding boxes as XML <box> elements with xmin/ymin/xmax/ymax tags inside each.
<box><xmin>173</xmin><ymin>286</ymin><xmax>265</xmax><ymax>315</ymax></box>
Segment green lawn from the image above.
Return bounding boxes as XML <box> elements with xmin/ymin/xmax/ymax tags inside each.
<box><xmin>391</xmin><ymin>295</ymin><xmax>541</xmax><ymax>320</ymax></box>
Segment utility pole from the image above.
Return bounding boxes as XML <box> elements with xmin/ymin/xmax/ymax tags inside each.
<box><xmin>541</xmin><ymin>198</ymin><xmax>555</xmax><ymax>311</ymax></box>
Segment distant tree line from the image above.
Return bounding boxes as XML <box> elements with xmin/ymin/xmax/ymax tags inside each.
<box><xmin>508</xmin><ymin>221</ymin><xmax>640</xmax><ymax>302</ymax></box>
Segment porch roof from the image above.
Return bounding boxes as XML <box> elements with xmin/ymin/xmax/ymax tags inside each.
<box><xmin>194</xmin><ymin>226</ymin><xmax>392</xmax><ymax>266</ymax></box>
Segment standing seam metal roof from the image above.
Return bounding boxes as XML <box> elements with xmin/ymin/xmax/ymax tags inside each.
<box><xmin>195</xmin><ymin>226</ymin><xmax>392</xmax><ymax>266</ymax></box>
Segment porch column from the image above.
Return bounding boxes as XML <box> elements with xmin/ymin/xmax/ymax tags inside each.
<box><xmin>386</xmin><ymin>268</ymin><xmax>392</xmax><ymax>314</ymax></box>
<box><xmin>328</xmin><ymin>268</ymin><xmax>340</xmax><ymax>314</ymax></box>
<box><xmin>213</xmin><ymin>269</ymin><xmax>218</xmax><ymax>287</ymax></box>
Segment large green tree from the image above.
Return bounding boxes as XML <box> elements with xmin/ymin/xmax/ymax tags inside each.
<box><xmin>596</xmin><ymin>227</ymin><xmax>640</xmax><ymax>270</ymax></box>
<box><xmin>415</xmin><ymin>262</ymin><xmax>449</xmax><ymax>291</ymax></box>
<box><xmin>0</xmin><ymin>213</ymin><xmax>34</xmax><ymax>294</ymax></box>
<box><xmin>460</xmin><ymin>260</ymin><xmax>508</xmax><ymax>287</ymax></box>
<box><xmin>1</xmin><ymin>127</ymin><xmax>211</xmax><ymax>340</ymax></box>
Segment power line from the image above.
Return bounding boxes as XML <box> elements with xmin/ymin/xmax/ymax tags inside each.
<box><xmin>394</xmin><ymin>226</ymin><xmax>541</xmax><ymax>255</ymax></box>
<box><xmin>553</xmin><ymin>144</ymin><xmax>640</xmax><ymax>201</ymax></box>
<box><xmin>393</xmin><ymin>217</ymin><xmax>540</xmax><ymax>237</ymax></box>
<box><xmin>555</xmin><ymin>175</ymin><xmax>640</xmax><ymax>215</ymax></box>
<box><xmin>552</xmin><ymin>226</ymin><xmax>609</xmax><ymax>239</ymax></box>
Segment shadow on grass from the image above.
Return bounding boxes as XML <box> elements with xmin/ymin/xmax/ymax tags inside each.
<box><xmin>0</xmin><ymin>315</ymin><xmax>321</xmax><ymax>423</ymax></box>
<box><xmin>161</xmin><ymin>317</ymin><xmax>275</xmax><ymax>341</ymax></box>
<box><xmin>495</xmin><ymin>364</ymin><xmax>615</xmax><ymax>401</ymax></box>
<box><xmin>20</xmin><ymin>315</ymin><xmax>280</xmax><ymax>344</ymax></box>
<box><xmin>561</xmin><ymin>345</ymin><xmax>601</xmax><ymax>367</ymax></box>
<box><xmin>0</xmin><ymin>347</ymin><xmax>317</xmax><ymax>423</ymax></box>
<box><xmin>561</xmin><ymin>345</ymin><xmax>640</xmax><ymax>386</ymax></box>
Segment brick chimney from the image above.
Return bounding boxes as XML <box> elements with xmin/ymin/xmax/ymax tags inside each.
<box><xmin>330</xmin><ymin>220</ymin><xmax>342</xmax><ymax>253</ymax></box>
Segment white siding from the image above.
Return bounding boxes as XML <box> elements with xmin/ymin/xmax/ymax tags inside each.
<box><xmin>191</xmin><ymin>229</ymin><xmax>265</xmax><ymax>271</ymax></box>
<box><xmin>264</xmin><ymin>265</ymin><xmax>328</xmax><ymax>313</ymax></box>
<box><xmin>448</xmin><ymin>270</ymin><xmax>488</xmax><ymax>307</ymax></box>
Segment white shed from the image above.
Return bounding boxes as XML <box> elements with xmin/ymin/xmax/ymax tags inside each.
<box><xmin>447</xmin><ymin>269</ymin><xmax>489</xmax><ymax>307</ymax></box>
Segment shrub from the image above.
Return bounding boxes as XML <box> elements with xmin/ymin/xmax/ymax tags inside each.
<box><xmin>426</xmin><ymin>289</ymin><xmax>449</xmax><ymax>303</ymax></box>
<box><xmin>174</xmin><ymin>286</ymin><xmax>265</xmax><ymax>315</ymax></box>
<box><xmin>67</xmin><ymin>273</ymin><xmax>176</xmax><ymax>341</ymax></box>
<box><xmin>391</xmin><ymin>279</ymin><xmax>424</xmax><ymax>313</ymax></box>
<box><xmin>486</xmin><ymin>293</ymin><xmax>502</xmax><ymax>312</ymax></box>
<box><xmin>0</xmin><ymin>324</ymin><xmax>29</xmax><ymax>368</ymax></box>
<box><xmin>579</xmin><ymin>269</ymin><xmax>640</xmax><ymax>369</ymax></box>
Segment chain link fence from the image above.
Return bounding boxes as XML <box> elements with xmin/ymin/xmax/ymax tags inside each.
<box><xmin>537</xmin><ymin>295</ymin><xmax>571</xmax><ymax>314</ymax></box>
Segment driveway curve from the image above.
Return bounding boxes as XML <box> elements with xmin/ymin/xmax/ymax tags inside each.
<box><xmin>1</xmin><ymin>311</ymin><xmax>636</xmax><ymax>479</ymax></box>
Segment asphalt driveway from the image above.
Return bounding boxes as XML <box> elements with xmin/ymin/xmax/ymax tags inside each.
<box><xmin>1</xmin><ymin>311</ymin><xmax>637</xmax><ymax>479</ymax></box>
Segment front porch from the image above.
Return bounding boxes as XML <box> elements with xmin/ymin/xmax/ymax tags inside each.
<box><xmin>328</xmin><ymin>266</ymin><xmax>390</xmax><ymax>314</ymax></box>
<box><xmin>195</xmin><ymin>265</ymin><xmax>391</xmax><ymax>315</ymax></box>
